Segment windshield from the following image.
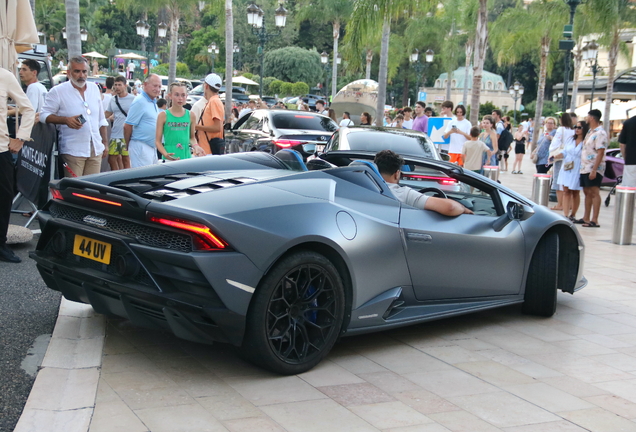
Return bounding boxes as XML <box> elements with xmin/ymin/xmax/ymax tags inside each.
<box><xmin>344</xmin><ymin>131</ymin><xmax>438</xmax><ymax>160</ymax></box>
<box><xmin>272</xmin><ymin>113</ymin><xmax>338</xmax><ymax>132</ymax></box>
<box><xmin>190</xmin><ymin>84</ymin><xmax>204</xmax><ymax>95</ymax></box>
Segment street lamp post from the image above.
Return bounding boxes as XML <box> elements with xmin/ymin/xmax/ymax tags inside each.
<box><xmin>208</xmin><ymin>42</ymin><xmax>219</xmax><ymax>73</ymax></box>
<box><xmin>409</xmin><ymin>49</ymin><xmax>434</xmax><ymax>102</ymax></box>
<box><xmin>135</xmin><ymin>20</ymin><xmax>151</xmax><ymax>78</ymax></box>
<box><xmin>509</xmin><ymin>81</ymin><xmax>524</xmax><ymax>123</ymax></box>
<box><xmin>320</xmin><ymin>51</ymin><xmax>329</xmax><ymax>97</ymax></box>
<box><xmin>233</xmin><ymin>43</ymin><xmax>241</xmax><ymax>72</ymax></box>
<box><xmin>247</xmin><ymin>3</ymin><xmax>287</xmax><ymax>98</ymax></box>
<box><xmin>583</xmin><ymin>40</ymin><xmax>601</xmax><ymax>104</ymax></box>
<box><xmin>560</xmin><ymin>0</ymin><xmax>581</xmax><ymax>112</ymax></box>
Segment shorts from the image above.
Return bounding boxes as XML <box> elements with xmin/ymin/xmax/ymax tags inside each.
<box><xmin>449</xmin><ymin>153</ymin><xmax>462</xmax><ymax>165</ymax></box>
<box><xmin>580</xmin><ymin>172</ymin><xmax>603</xmax><ymax>188</ymax></box>
<box><xmin>497</xmin><ymin>150</ymin><xmax>509</xmax><ymax>160</ymax></box>
<box><xmin>109</xmin><ymin>138</ymin><xmax>129</xmax><ymax>156</ymax></box>
<box><xmin>515</xmin><ymin>143</ymin><xmax>525</xmax><ymax>154</ymax></box>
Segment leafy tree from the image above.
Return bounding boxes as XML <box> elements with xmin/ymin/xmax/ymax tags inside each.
<box><xmin>65</xmin><ymin>0</ymin><xmax>81</xmax><ymax>57</ymax></box>
<box><xmin>479</xmin><ymin>101</ymin><xmax>499</xmax><ymax>117</ymax></box>
<box><xmin>243</xmin><ymin>72</ymin><xmax>254</xmax><ymax>79</ymax></box>
<box><xmin>262</xmin><ymin>77</ymin><xmax>277</xmax><ymax>94</ymax></box>
<box><xmin>280</xmin><ymin>82</ymin><xmax>293</xmax><ymax>96</ymax></box>
<box><xmin>263</xmin><ymin>47</ymin><xmax>323</xmax><ymax>86</ymax></box>
<box><xmin>269</xmin><ymin>79</ymin><xmax>284</xmax><ymax>95</ymax></box>
<box><xmin>292</xmin><ymin>82</ymin><xmax>310</xmax><ymax>95</ymax></box>
<box><xmin>93</xmin><ymin>3</ymin><xmax>140</xmax><ymax>51</ymax></box>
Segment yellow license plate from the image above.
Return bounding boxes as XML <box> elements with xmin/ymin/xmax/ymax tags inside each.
<box><xmin>73</xmin><ymin>235</ymin><xmax>112</xmax><ymax>265</ymax></box>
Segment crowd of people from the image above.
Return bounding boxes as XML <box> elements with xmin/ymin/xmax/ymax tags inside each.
<box><xmin>2</xmin><ymin>55</ymin><xmax>636</xmax><ymax>262</ymax></box>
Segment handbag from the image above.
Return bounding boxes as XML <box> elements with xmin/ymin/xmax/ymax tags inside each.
<box><xmin>530</xmin><ymin>147</ymin><xmax>538</xmax><ymax>164</ymax></box>
<box><xmin>198</xmin><ymin>103</ymin><xmax>225</xmax><ymax>155</ymax></box>
<box><xmin>563</xmin><ymin>161</ymin><xmax>574</xmax><ymax>171</ymax></box>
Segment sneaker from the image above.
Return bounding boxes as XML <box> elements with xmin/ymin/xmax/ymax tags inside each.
<box><xmin>511</xmin><ymin>170</ymin><xmax>518</xmax><ymax>174</ymax></box>
<box><xmin>518</xmin><ymin>171</ymin><xmax>523</xmax><ymax>174</ymax></box>
<box><xmin>0</xmin><ymin>244</ymin><xmax>21</xmax><ymax>263</ymax></box>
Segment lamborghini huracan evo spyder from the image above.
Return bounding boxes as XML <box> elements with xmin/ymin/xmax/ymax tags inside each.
<box><xmin>30</xmin><ymin>150</ymin><xmax>586</xmax><ymax>374</ymax></box>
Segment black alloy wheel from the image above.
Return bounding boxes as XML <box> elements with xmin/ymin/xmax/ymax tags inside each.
<box><xmin>243</xmin><ymin>251</ymin><xmax>345</xmax><ymax>375</ymax></box>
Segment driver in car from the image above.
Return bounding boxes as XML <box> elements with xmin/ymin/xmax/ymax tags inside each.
<box><xmin>375</xmin><ymin>150</ymin><xmax>473</xmax><ymax>216</ymax></box>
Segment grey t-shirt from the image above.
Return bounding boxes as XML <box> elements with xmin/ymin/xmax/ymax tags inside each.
<box><xmin>107</xmin><ymin>94</ymin><xmax>135</xmax><ymax>139</ymax></box>
<box><xmin>388</xmin><ymin>183</ymin><xmax>429</xmax><ymax>210</ymax></box>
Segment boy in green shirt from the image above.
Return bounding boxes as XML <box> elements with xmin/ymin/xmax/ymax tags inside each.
<box><xmin>155</xmin><ymin>82</ymin><xmax>205</xmax><ymax>161</ymax></box>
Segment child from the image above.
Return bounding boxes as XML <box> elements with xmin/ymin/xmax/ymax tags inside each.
<box><xmin>157</xmin><ymin>98</ymin><xmax>168</xmax><ymax>112</ymax></box>
<box><xmin>462</xmin><ymin>126</ymin><xmax>493</xmax><ymax>174</ymax></box>
<box><xmin>155</xmin><ymin>82</ymin><xmax>205</xmax><ymax>161</ymax></box>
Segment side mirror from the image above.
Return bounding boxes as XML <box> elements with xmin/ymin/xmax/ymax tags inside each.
<box><xmin>492</xmin><ymin>202</ymin><xmax>534</xmax><ymax>232</ymax></box>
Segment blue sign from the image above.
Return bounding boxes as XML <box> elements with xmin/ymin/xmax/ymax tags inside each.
<box><xmin>427</xmin><ymin>117</ymin><xmax>452</xmax><ymax>150</ymax></box>
<box><xmin>418</xmin><ymin>91</ymin><xmax>427</xmax><ymax>102</ymax></box>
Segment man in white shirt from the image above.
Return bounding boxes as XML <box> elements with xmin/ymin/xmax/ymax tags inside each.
<box><xmin>41</xmin><ymin>56</ymin><xmax>108</xmax><ymax>177</ymax></box>
<box><xmin>105</xmin><ymin>76</ymin><xmax>135</xmax><ymax>170</ymax></box>
<box><xmin>440</xmin><ymin>100</ymin><xmax>455</xmax><ymax>119</ymax></box>
<box><xmin>316</xmin><ymin>100</ymin><xmax>329</xmax><ymax>115</ymax></box>
<box><xmin>102</xmin><ymin>76</ymin><xmax>114</xmax><ymax>113</ymax></box>
<box><xmin>374</xmin><ymin>150</ymin><xmax>471</xmax><ymax>216</ymax></box>
<box><xmin>442</xmin><ymin>104</ymin><xmax>471</xmax><ymax>165</ymax></box>
<box><xmin>402</xmin><ymin>107</ymin><xmax>414</xmax><ymax>129</ymax></box>
<box><xmin>339</xmin><ymin>111</ymin><xmax>354</xmax><ymax>127</ymax></box>
<box><xmin>239</xmin><ymin>99</ymin><xmax>256</xmax><ymax>118</ymax></box>
<box><xmin>0</xmin><ymin>68</ymin><xmax>35</xmax><ymax>263</ymax></box>
<box><xmin>16</xmin><ymin>59</ymin><xmax>47</xmax><ymax>118</ymax></box>
<box><xmin>127</xmin><ymin>61</ymin><xmax>135</xmax><ymax>79</ymax></box>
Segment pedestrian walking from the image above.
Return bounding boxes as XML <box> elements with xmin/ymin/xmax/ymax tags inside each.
<box><xmin>479</xmin><ymin>115</ymin><xmax>498</xmax><ymax>166</ymax></box>
<box><xmin>195</xmin><ymin>73</ymin><xmax>225</xmax><ymax>155</ymax></box>
<box><xmin>462</xmin><ymin>126</ymin><xmax>492</xmax><ymax>174</ymax></box>
<box><xmin>402</xmin><ymin>107</ymin><xmax>414</xmax><ymax>129</ymax></box>
<box><xmin>17</xmin><ymin>59</ymin><xmax>47</xmax><ymax>117</ymax></box>
<box><xmin>443</xmin><ymin>105</ymin><xmax>471</xmax><ymax>165</ymax></box>
<box><xmin>440</xmin><ymin>101</ymin><xmax>454</xmax><ymax>119</ymax></box>
<box><xmin>618</xmin><ymin>114</ymin><xmax>636</xmax><ymax>187</ymax></box>
<box><xmin>534</xmin><ymin>117</ymin><xmax>557</xmax><ymax>174</ymax></box>
<box><xmin>127</xmin><ymin>61</ymin><xmax>135</xmax><ymax>79</ymax></box>
<box><xmin>556</xmin><ymin>120</ymin><xmax>587</xmax><ymax>222</ymax></box>
<box><xmin>41</xmin><ymin>56</ymin><xmax>108</xmax><ymax>177</ymax></box>
<box><xmin>339</xmin><ymin>112</ymin><xmax>354</xmax><ymax>127</ymax></box>
<box><xmin>124</xmin><ymin>73</ymin><xmax>162</xmax><ymax>168</ymax></box>
<box><xmin>0</xmin><ymin>68</ymin><xmax>35</xmax><ymax>263</ymax></box>
<box><xmin>579</xmin><ymin>109</ymin><xmax>607</xmax><ymax>228</ymax></box>
<box><xmin>548</xmin><ymin>113</ymin><xmax>574</xmax><ymax>211</ymax></box>
<box><xmin>511</xmin><ymin>125</ymin><xmax>528</xmax><ymax>174</ymax></box>
<box><xmin>155</xmin><ymin>82</ymin><xmax>204</xmax><ymax>161</ymax></box>
<box><xmin>105</xmin><ymin>76</ymin><xmax>134</xmax><ymax>170</ymax></box>
<box><xmin>360</xmin><ymin>112</ymin><xmax>372</xmax><ymax>126</ymax></box>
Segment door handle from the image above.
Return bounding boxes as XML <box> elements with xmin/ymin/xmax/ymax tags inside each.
<box><xmin>406</xmin><ymin>232</ymin><xmax>432</xmax><ymax>243</ymax></box>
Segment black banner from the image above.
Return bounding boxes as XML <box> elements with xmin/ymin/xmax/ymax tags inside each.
<box><xmin>16</xmin><ymin>122</ymin><xmax>56</xmax><ymax>208</ymax></box>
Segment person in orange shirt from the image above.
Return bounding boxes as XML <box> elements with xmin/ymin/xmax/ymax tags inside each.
<box><xmin>195</xmin><ymin>73</ymin><xmax>225</xmax><ymax>154</ymax></box>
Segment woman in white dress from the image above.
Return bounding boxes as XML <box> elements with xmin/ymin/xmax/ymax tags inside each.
<box><xmin>549</xmin><ymin>113</ymin><xmax>575</xmax><ymax>211</ymax></box>
<box><xmin>556</xmin><ymin>120</ymin><xmax>588</xmax><ymax>222</ymax></box>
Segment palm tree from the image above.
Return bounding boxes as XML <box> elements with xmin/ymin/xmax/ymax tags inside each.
<box><xmin>65</xmin><ymin>0</ymin><xmax>81</xmax><ymax>58</ymax></box>
<box><xmin>346</xmin><ymin>0</ymin><xmax>427</xmax><ymax>126</ymax></box>
<box><xmin>469</xmin><ymin>0</ymin><xmax>487</xmax><ymax>125</ymax></box>
<box><xmin>490</xmin><ymin>0</ymin><xmax>568</xmax><ymax>146</ymax></box>
<box><xmin>297</xmin><ymin>0</ymin><xmax>354</xmax><ymax>101</ymax></box>
<box><xmin>582</xmin><ymin>0</ymin><xmax>636</xmax><ymax>133</ymax></box>
<box><xmin>224</xmin><ymin>0</ymin><xmax>233</xmax><ymax>128</ymax></box>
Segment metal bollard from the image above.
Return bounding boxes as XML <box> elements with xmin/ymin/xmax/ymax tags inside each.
<box><xmin>483</xmin><ymin>165</ymin><xmax>499</xmax><ymax>182</ymax></box>
<box><xmin>612</xmin><ymin>186</ymin><xmax>636</xmax><ymax>245</ymax></box>
<box><xmin>532</xmin><ymin>174</ymin><xmax>551</xmax><ymax>206</ymax></box>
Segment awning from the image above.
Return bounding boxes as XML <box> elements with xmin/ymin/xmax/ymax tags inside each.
<box><xmin>575</xmin><ymin>100</ymin><xmax>636</xmax><ymax>121</ymax></box>
<box><xmin>83</xmin><ymin>51</ymin><xmax>108</xmax><ymax>59</ymax></box>
<box><xmin>231</xmin><ymin>76</ymin><xmax>259</xmax><ymax>86</ymax></box>
<box><xmin>114</xmin><ymin>52</ymin><xmax>147</xmax><ymax>60</ymax></box>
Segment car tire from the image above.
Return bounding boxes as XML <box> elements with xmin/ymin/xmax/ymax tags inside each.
<box><xmin>242</xmin><ymin>250</ymin><xmax>346</xmax><ymax>375</ymax></box>
<box><xmin>522</xmin><ymin>232</ymin><xmax>559</xmax><ymax>317</ymax></box>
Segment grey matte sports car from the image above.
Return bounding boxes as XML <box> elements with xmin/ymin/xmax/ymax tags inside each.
<box><xmin>31</xmin><ymin>150</ymin><xmax>586</xmax><ymax>374</ymax></box>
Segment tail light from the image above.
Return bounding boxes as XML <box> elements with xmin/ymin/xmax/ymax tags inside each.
<box><xmin>401</xmin><ymin>174</ymin><xmax>459</xmax><ymax>186</ymax></box>
<box><xmin>50</xmin><ymin>188</ymin><xmax>64</xmax><ymax>201</ymax></box>
<box><xmin>274</xmin><ymin>139</ymin><xmax>303</xmax><ymax>148</ymax></box>
<box><xmin>148</xmin><ymin>214</ymin><xmax>228</xmax><ymax>251</ymax></box>
<box><xmin>72</xmin><ymin>192</ymin><xmax>123</xmax><ymax>207</ymax></box>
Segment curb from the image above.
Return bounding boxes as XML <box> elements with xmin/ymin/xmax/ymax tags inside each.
<box><xmin>14</xmin><ymin>298</ymin><xmax>106</xmax><ymax>432</ymax></box>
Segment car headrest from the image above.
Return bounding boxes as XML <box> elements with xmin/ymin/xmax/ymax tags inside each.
<box><xmin>274</xmin><ymin>149</ymin><xmax>308</xmax><ymax>171</ymax></box>
<box><xmin>350</xmin><ymin>160</ymin><xmax>381</xmax><ymax>178</ymax></box>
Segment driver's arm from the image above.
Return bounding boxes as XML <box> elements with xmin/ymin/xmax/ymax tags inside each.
<box><xmin>424</xmin><ymin>197</ymin><xmax>473</xmax><ymax>216</ymax></box>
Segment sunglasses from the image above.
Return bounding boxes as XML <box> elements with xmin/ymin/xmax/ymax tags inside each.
<box><xmin>574</xmin><ymin>126</ymin><xmax>582</xmax><ymax>129</ymax></box>
<box><xmin>83</xmin><ymin>101</ymin><xmax>91</xmax><ymax>116</ymax></box>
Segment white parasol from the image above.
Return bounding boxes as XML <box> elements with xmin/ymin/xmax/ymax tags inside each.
<box><xmin>114</xmin><ymin>52</ymin><xmax>147</xmax><ymax>60</ymax></box>
<box><xmin>231</xmin><ymin>76</ymin><xmax>259</xmax><ymax>86</ymax></box>
<box><xmin>0</xmin><ymin>0</ymin><xmax>39</xmax><ymax>71</ymax></box>
<box><xmin>575</xmin><ymin>100</ymin><xmax>635</xmax><ymax>122</ymax></box>
<box><xmin>83</xmin><ymin>51</ymin><xmax>108</xmax><ymax>59</ymax></box>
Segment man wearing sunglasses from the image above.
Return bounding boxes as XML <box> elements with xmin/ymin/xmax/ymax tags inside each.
<box><xmin>41</xmin><ymin>56</ymin><xmax>108</xmax><ymax>177</ymax></box>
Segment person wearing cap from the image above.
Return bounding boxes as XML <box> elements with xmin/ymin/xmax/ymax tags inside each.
<box><xmin>195</xmin><ymin>74</ymin><xmax>225</xmax><ymax>155</ymax></box>
<box><xmin>123</xmin><ymin>73</ymin><xmax>162</xmax><ymax>167</ymax></box>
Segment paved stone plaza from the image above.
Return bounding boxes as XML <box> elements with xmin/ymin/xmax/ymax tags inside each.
<box><xmin>18</xmin><ymin>155</ymin><xmax>636</xmax><ymax>432</ymax></box>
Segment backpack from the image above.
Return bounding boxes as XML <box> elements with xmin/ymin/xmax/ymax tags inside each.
<box><xmin>498</xmin><ymin>122</ymin><xmax>513</xmax><ymax>151</ymax></box>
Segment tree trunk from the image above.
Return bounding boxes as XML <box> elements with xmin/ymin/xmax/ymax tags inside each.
<box><xmin>331</xmin><ymin>21</ymin><xmax>340</xmax><ymax>101</ymax></box>
<box><xmin>462</xmin><ymin>38</ymin><xmax>473</xmax><ymax>106</ymax></box>
<box><xmin>168</xmin><ymin>8</ymin><xmax>179</xmax><ymax>88</ymax></box>
<box><xmin>375</xmin><ymin>18</ymin><xmax>390</xmax><ymax>126</ymax></box>
<box><xmin>604</xmin><ymin>29</ymin><xmax>619</xmax><ymax>135</ymax></box>
<box><xmin>64</xmin><ymin>0</ymin><xmax>81</xmax><ymax>58</ymax></box>
<box><xmin>402</xmin><ymin>71</ymin><xmax>409</xmax><ymax>107</ymax></box>
<box><xmin>365</xmin><ymin>49</ymin><xmax>373</xmax><ymax>80</ymax></box>
<box><xmin>224</xmin><ymin>0</ymin><xmax>233</xmax><ymax>129</ymax></box>
<box><xmin>445</xmin><ymin>68</ymin><xmax>452</xmax><ymax>101</ymax></box>
<box><xmin>569</xmin><ymin>39</ymin><xmax>582</xmax><ymax>112</ymax></box>
<box><xmin>469</xmin><ymin>0</ymin><xmax>488</xmax><ymax>125</ymax></box>
<box><xmin>532</xmin><ymin>38</ymin><xmax>550</xmax><ymax>148</ymax></box>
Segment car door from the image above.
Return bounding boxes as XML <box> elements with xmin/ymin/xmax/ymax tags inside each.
<box><xmin>228</xmin><ymin>111</ymin><xmax>266</xmax><ymax>153</ymax></box>
<box><xmin>399</xmin><ymin>165</ymin><xmax>527</xmax><ymax>301</ymax></box>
